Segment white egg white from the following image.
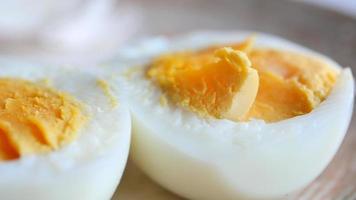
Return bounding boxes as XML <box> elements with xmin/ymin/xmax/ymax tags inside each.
<box><xmin>0</xmin><ymin>59</ymin><xmax>131</xmax><ymax>200</ymax></box>
<box><xmin>115</xmin><ymin>31</ymin><xmax>354</xmax><ymax>200</ymax></box>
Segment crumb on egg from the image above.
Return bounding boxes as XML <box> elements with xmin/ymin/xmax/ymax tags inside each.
<box><xmin>96</xmin><ymin>79</ymin><xmax>118</xmax><ymax>108</ymax></box>
<box><xmin>36</xmin><ymin>78</ymin><xmax>52</xmax><ymax>86</ymax></box>
<box><xmin>160</xmin><ymin>95</ymin><xmax>168</xmax><ymax>107</ymax></box>
<box><xmin>122</xmin><ymin>66</ymin><xmax>141</xmax><ymax>80</ymax></box>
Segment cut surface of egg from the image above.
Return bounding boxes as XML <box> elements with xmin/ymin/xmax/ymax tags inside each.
<box><xmin>0</xmin><ymin>60</ymin><xmax>131</xmax><ymax>200</ymax></box>
<box><xmin>147</xmin><ymin>47</ymin><xmax>259</xmax><ymax>121</ymax></box>
<box><xmin>116</xmin><ymin>31</ymin><xmax>354</xmax><ymax>199</ymax></box>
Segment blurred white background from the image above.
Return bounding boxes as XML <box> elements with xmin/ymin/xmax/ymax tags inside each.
<box><xmin>0</xmin><ymin>0</ymin><xmax>354</xmax><ymax>65</ymax></box>
<box><xmin>0</xmin><ymin>0</ymin><xmax>141</xmax><ymax>64</ymax></box>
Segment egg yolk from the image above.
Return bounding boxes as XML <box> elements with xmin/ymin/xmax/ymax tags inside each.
<box><xmin>147</xmin><ymin>38</ymin><xmax>338</xmax><ymax>122</ymax></box>
<box><xmin>245</xmin><ymin>49</ymin><xmax>337</xmax><ymax>122</ymax></box>
<box><xmin>147</xmin><ymin>47</ymin><xmax>259</xmax><ymax>121</ymax></box>
<box><xmin>0</xmin><ymin>78</ymin><xmax>86</xmax><ymax>161</ymax></box>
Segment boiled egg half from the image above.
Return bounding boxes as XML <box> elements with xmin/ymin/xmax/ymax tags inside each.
<box><xmin>116</xmin><ymin>31</ymin><xmax>354</xmax><ymax>199</ymax></box>
<box><xmin>0</xmin><ymin>59</ymin><xmax>131</xmax><ymax>200</ymax></box>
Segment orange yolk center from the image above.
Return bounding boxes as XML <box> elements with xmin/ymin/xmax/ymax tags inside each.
<box><xmin>0</xmin><ymin>78</ymin><xmax>86</xmax><ymax>161</ymax></box>
<box><xmin>147</xmin><ymin>37</ymin><xmax>338</xmax><ymax>122</ymax></box>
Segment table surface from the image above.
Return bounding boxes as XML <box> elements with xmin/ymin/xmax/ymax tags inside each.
<box><xmin>110</xmin><ymin>0</ymin><xmax>356</xmax><ymax>199</ymax></box>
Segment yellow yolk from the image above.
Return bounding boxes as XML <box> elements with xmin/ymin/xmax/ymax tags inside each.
<box><xmin>0</xmin><ymin>78</ymin><xmax>86</xmax><ymax>161</ymax></box>
<box><xmin>147</xmin><ymin>47</ymin><xmax>259</xmax><ymax>120</ymax></box>
<box><xmin>147</xmin><ymin>38</ymin><xmax>338</xmax><ymax>122</ymax></box>
<box><xmin>245</xmin><ymin>49</ymin><xmax>337</xmax><ymax>122</ymax></box>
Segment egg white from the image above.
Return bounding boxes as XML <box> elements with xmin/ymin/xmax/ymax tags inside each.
<box><xmin>113</xmin><ymin>31</ymin><xmax>354</xmax><ymax>200</ymax></box>
<box><xmin>0</xmin><ymin>59</ymin><xmax>131</xmax><ymax>200</ymax></box>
